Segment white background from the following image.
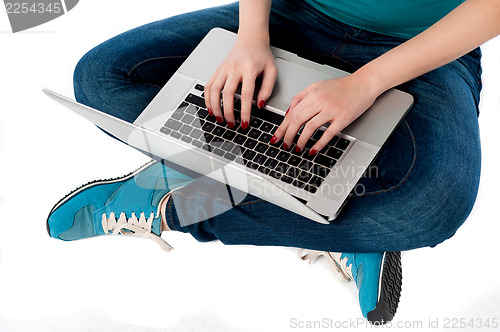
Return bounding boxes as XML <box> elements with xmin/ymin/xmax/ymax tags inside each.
<box><xmin>0</xmin><ymin>1</ymin><xmax>499</xmax><ymax>331</ymax></box>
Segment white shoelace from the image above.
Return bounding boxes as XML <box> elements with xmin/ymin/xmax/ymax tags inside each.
<box><xmin>101</xmin><ymin>208</ymin><xmax>173</xmax><ymax>252</ymax></box>
<box><xmin>299</xmin><ymin>249</ymin><xmax>354</xmax><ymax>282</ymax></box>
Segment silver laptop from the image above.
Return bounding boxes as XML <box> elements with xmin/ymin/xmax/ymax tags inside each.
<box><xmin>44</xmin><ymin>28</ymin><xmax>413</xmax><ymax>224</ymax></box>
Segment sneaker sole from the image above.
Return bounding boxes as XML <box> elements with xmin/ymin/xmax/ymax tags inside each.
<box><xmin>46</xmin><ymin>161</ymin><xmax>156</xmax><ymax>235</ymax></box>
<box><xmin>366</xmin><ymin>251</ymin><xmax>402</xmax><ymax>325</ymax></box>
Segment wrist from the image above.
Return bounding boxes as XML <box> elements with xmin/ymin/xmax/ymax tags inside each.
<box><xmin>350</xmin><ymin>67</ymin><xmax>389</xmax><ymax>100</ymax></box>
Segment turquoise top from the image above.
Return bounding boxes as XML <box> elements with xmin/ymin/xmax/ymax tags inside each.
<box><xmin>303</xmin><ymin>0</ymin><xmax>464</xmax><ymax>39</ymax></box>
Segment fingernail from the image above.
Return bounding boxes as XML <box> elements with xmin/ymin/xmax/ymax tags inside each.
<box><xmin>258</xmin><ymin>100</ymin><xmax>265</xmax><ymax>109</ymax></box>
<box><xmin>242</xmin><ymin>121</ymin><xmax>248</xmax><ymax>130</ymax></box>
<box><xmin>270</xmin><ymin>135</ymin><xmax>277</xmax><ymax>144</ymax></box>
<box><xmin>208</xmin><ymin>108</ymin><xmax>213</xmax><ymax>116</ymax></box>
<box><xmin>285</xmin><ymin>108</ymin><xmax>290</xmax><ymax>115</ymax></box>
<box><xmin>295</xmin><ymin>146</ymin><xmax>302</xmax><ymax>153</ymax></box>
<box><xmin>228</xmin><ymin>122</ymin><xmax>235</xmax><ymax>129</ymax></box>
<box><xmin>216</xmin><ymin>116</ymin><xmax>223</xmax><ymax>123</ymax></box>
<box><xmin>282</xmin><ymin>143</ymin><xmax>289</xmax><ymax>150</ymax></box>
<box><xmin>309</xmin><ymin>148</ymin><xmax>317</xmax><ymax>156</ymax></box>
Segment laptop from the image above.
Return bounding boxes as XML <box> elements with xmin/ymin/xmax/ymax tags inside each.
<box><xmin>44</xmin><ymin>28</ymin><xmax>413</xmax><ymax>224</ymax></box>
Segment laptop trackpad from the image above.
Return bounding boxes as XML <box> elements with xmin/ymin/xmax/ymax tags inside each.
<box><xmin>268</xmin><ymin>57</ymin><xmax>335</xmax><ymax>109</ymax></box>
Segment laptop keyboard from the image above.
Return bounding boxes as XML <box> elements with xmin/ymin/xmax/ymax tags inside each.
<box><xmin>161</xmin><ymin>87</ymin><xmax>351</xmax><ymax>194</ymax></box>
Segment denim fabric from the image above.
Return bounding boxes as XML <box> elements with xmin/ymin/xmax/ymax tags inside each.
<box><xmin>73</xmin><ymin>0</ymin><xmax>482</xmax><ymax>252</ymax></box>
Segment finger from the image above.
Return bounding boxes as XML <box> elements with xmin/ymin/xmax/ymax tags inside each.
<box><xmin>209</xmin><ymin>74</ymin><xmax>227</xmax><ymax>120</ymax></box>
<box><xmin>282</xmin><ymin>97</ymin><xmax>319</xmax><ymax>150</ymax></box>
<box><xmin>309</xmin><ymin>120</ymin><xmax>345</xmax><ymax>155</ymax></box>
<box><xmin>297</xmin><ymin>111</ymin><xmax>333</xmax><ymax>154</ymax></box>
<box><xmin>240</xmin><ymin>76</ymin><xmax>255</xmax><ymax>129</ymax></box>
<box><xmin>222</xmin><ymin>75</ymin><xmax>240</xmax><ymax>127</ymax></box>
<box><xmin>256</xmin><ymin>64</ymin><xmax>278</xmax><ymax>109</ymax></box>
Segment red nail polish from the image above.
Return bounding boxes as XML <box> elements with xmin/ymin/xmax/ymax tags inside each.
<box><xmin>228</xmin><ymin>122</ymin><xmax>235</xmax><ymax>129</ymax></box>
<box><xmin>270</xmin><ymin>135</ymin><xmax>277</xmax><ymax>144</ymax></box>
<box><xmin>295</xmin><ymin>146</ymin><xmax>302</xmax><ymax>153</ymax></box>
<box><xmin>309</xmin><ymin>148</ymin><xmax>317</xmax><ymax>156</ymax></box>
<box><xmin>242</xmin><ymin>121</ymin><xmax>248</xmax><ymax>130</ymax></box>
<box><xmin>285</xmin><ymin>108</ymin><xmax>290</xmax><ymax>115</ymax></box>
<box><xmin>208</xmin><ymin>108</ymin><xmax>213</xmax><ymax>116</ymax></box>
<box><xmin>216</xmin><ymin>116</ymin><xmax>223</xmax><ymax>123</ymax></box>
<box><xmin>258</xmin><ymin>100</ymin><xmax>265</xmax><ymax>109</ymax></box>
<box><xmin>283</xmin><ymin>143</ymin><xmax>289</xmax><ymax>150</ymax></box>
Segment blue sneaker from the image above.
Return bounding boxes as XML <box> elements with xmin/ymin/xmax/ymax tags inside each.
<box><xmin>300</xmin><ymin>250</ymin><xmax>402</xmax><ymax>324</ymax></box>
<box><xmin>47</xmin><ymin>161</ymin><xmax>192</xmax><ymax>251</ymax></box>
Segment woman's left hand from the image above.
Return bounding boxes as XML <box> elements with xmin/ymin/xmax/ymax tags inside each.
<box><xmin>271</xmin><ymin>73</ymin><xmax>381</xmax><ymax>154</ymax></box>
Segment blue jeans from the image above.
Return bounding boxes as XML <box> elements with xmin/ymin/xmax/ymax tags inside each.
<box><xmin>73</xmin><ymin>0</ymin><xmax>482</xmax><ymax>252</ymax></box>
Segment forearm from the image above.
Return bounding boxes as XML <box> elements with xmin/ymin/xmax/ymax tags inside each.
<box><xmin>238</xmin><ymin>0</ymin><xmax>272</xmax><ymax>44</ymax></box>
<box><xmin>356</xmin><ymin>0</ymin><xmax>500</xmax><ymax>95</ymax></box>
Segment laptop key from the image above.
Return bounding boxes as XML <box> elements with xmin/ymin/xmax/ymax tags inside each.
<box><xmin>171</xmin><ymin>109</ymin><xmax>185</xmax><ymax>121</ymax></box>
<box><xmin>248</xmin><ymin>128</ymin><xmax>261</xmax><ymax>139</ymax></box>
<box><xmin>304</xmin><ymin>184</ymin><xmax>317</xmax><ymax>194</ymax></box>
<box><xmin>243</xmin><ymin>138</ymin><xmax>258</xmax><ymax>149</ymax></box>
<box><xmin>191</xmin><ymin>139</ymin><xmax>203</xmax><ymax>148</ymax></box>
<box><xmin>222</xmin><ymin>130</ymin><xmax>236</xmax><ymax>140</ymax></box>
<box><xmin>309</xmin><ymin>176</ymin><xmax>323</xmax><ymax>187</ymax></box>
<box><xmin>246</xmin><ymin>161</ymin><xmax>259</xmax><ymax>170</ymax></box>
<box><xmin>276</xmin><ymin>151</ymin><xmax>291</xmax><ymax>162</ymax></box>
<box><xmin>260</xmin><ymin>122</ymin><xmax>275</xmax><ymax>133</ymax></box>
<box><xmin>255</xmin><ymin>143</ymin><xmax>268</xmax><ymax>153</ymax></box>
<box><xmin>194</xmin><ymin>84</ymin><xmax>204</xmax><ymax>92</ymax></box>
<box><xmin>213</xmin><ymin>148</ymin><xmax>225</xmax><ymax>156</ymax></box>
<box><xmin>326</xmin><ymin>147</ymin><xmax>343</xmax><ymax>160</ymax></box>
<box><xmin>179</xmin><ymin>124</ymin><xmax>192</xmax><ymax>135</ymax></box>
<box><xmin>181</xmin><ymin>135</ymin><xmax>192</xmax><ymax>143</ymax></box>
<box><xmin>276</xmin><ymin>162</ymin><xmax>289</xmax><ymax>174</ymax></box>
<box><xmin>211</xmin><ymin>137</ymin><xmax>224</xmax><ymax>148</ymax></box>
<box><xmin>286</xmin><ymin>167</ymin><xmax>301</xmax><ymax>178</ymax></box>
<box><xmin>191</xmin><ymin>119</ymin><xmax>204</xmax><ymax>128</ymax></box>
<box><xmin>202</xmin><ymin>144</ymin><xmax>211</xmax><ymax>152</ymax></box>
<box><xmin>197</xmin><ymin>109</ymin><xmax>208</xmax><ymax>119</ymax></box>
<box><xmin>224</xmin><ymin>152</ymin><xmax>236</xmax><ymax>161</ymax></box>
<box><xmin>221</xmin><ymin>141</ymin><xmax>235</xmax><ymax>152</ymax></box>
<box><xmin>231</xmin><ymin>145</ymin><xmax>245</xmax><ymax>156</ymax></box>
<box><xmin>233</xmin><ymin>134</ymin><xmax>246</xmax><ymax>145</ymax></box>
<box><xmin>314</xmin><ymin>154</ymin><xmax>337</xmax><ymax>168</ymax></box>
<box><xmin>259</xmin><ymin>133</ymin><xmax>273</xmax><ymax>143</ymax></box>
<box><xmin>281</xmin><ymin>175</ymin><xmax>294</xmax><ymax>184</ymax></box>
<box><xmin>269</xmin><ymin>170</ymin><xmax>282</xmax><ymax>179</ymax></box>
<box><xmin>160</xmin><ymin>127</ymin><xmax>171</xmax><ymax>135</ymax></box>
<box><xmin>336</xmin><ymin>138</ymin><xmax>350</xmax><ymax>150</ymax></box>
<box><xmin>292</xmin><ymin>180</ymin><xmax>306</xmax><ymax>189</ymax></box>
<box><xmin>258</xmin><ymin>166</ymin><xmax>271</xmax><ymax>175</ymax></box>
<box><xmin>265</xmin><ymin>147</ymin><xmax>279</xmax><ymax>158</ymax></box>
<box><xmin>242</xmin><ymin>149</ymin><xmax>256</xmax><ymax>160</ymax></box>
<box><xmin>202</xmin><ymin>133</ymin><xmax>214</xmax><ymax>143</ymax></box>
<box><xmin>202</xmin><ymin>122</ymin><xmax>215</xmax><ymax>132</ymax></box>
<box><xmin>170</xmin><ymin>131</ymin><xmax>182</xmax><ymax>140</ymax></box>
<box><xmin>254</xmin><ymin>154</ymin><xmax>267</xmax><ymax>165</ymax></box>
<box><xmin>212</xmin><ymin>126</ymin><xmax>225</xmax><ymax>136</ymax></box>
<box><xmin>185</xmin><ymin>105</ymin><xmax>198</xmax><ymax>115</ymax></box>
<box><xmin>311</xmin><ymin>164</ymin><xmax>330</xmax><ymax>178</ymax></box>
<box><xmin>298</xmin><ymin>170</ymin><xmax>313</xmax><ymax>183</ymax></box>
<box><xmin>264</xmin><ymin>158</ymin><xmax>278</xmax><ymax>169</ymax></box>
<box><xmin>185</xmin><ymin>93</ymin><xmax>206</xmax><ymax>108</ymax></box>
<box><xmin>164</xmin><ymin>118</ymin><xmax>182</xmax><ymax>131</ymax></box>
<box><xmin>329</xmin><ymin>136</ymin><xmax>339</xmax><ymax>146</ymax></box>
<box><xmin>189</xmin><ymin>128</ymin><xmax>203</xmax><ymax>139</ymax></box>
<box><xmin>288</xmin><ymin>155</ymin><xmax>301</xmax><ymax>166</ymax></box>
<box><xmin>250</xmin><ymin>118</ymin><xmax>263</xmax><ymax>128</ymax></box>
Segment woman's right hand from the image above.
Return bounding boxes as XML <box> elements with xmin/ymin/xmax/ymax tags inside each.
<box><xmin>204</xmin><ymin>32</ymin><xmax>277</xmax><ymax>129</ymax></box>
